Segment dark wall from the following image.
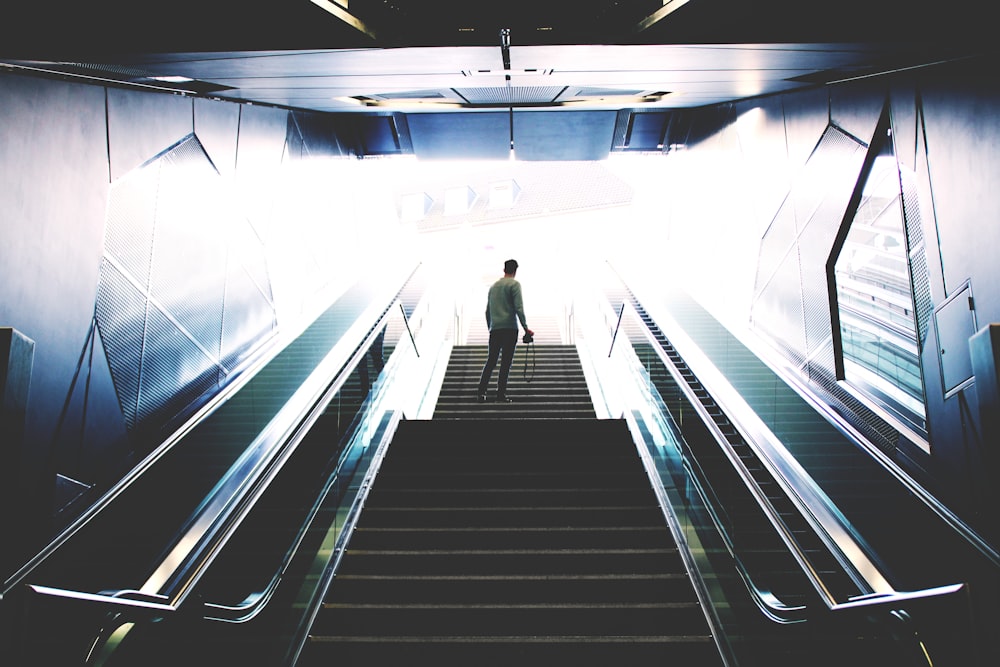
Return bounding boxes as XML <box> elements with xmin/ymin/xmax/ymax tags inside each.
<box><xmin>890</xmin><ymin>61</ymin><xmax>1000</xmax><ymax>529</ymax></box>
<box><xmin>0</xmin><ymin>75</ymin><xmax>117</xmax><ymax>568</ymax></box>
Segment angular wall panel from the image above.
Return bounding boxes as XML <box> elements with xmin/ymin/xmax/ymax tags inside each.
<box><xmin>194</xmin><ymin>97</ymin><xmax>241</xmax><ymax>176</ymax></box>
<box><xmin>107</xmin><ymin>88</ymin><xmax>194</xmax><ymax>182</ymax></box>
<box><xmin>150</xmin><ymin>140</ymin><xmax>228</xmax><ymax>360</ymax></box>
<box><xmin>830</xmin><ymin>78</ymin><xmax>886</xmax><ymax>144</ymax></box>
<box><xmin>97</xmin><ymin>136</ymin><xmax>277</xmax><ymax>434</ymax></box>
<box><xmin>752</xmin><ymin>125</ymin><xmax>866</xmax><ymax>370</ymax></box>
<box><xmin>95</xmin><ymin>260</ymin><xmax>147</xmax><ymax>430</ymax></box>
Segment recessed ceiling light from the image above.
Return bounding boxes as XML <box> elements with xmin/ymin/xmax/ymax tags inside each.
<box><xmin>148</xmin><ymin>76</ymin><xmax>195</xmax><ymax>83</ymax></box>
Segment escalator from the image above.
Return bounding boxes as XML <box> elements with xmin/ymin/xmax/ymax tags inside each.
<box><xmin>1</xmin><ymin>266</ymin><xmax>427</xmax><ymax>665</ymax></box>
<box><xmin>601</xmin><ymin>267</ymin><xmax>994</xmax><ymax>666</ymax></box>
<box><xmin>151</xmin><ymin>270</ymin><xmax>991</xmax><ymax>666</ymax></box>
<box><xmin>605</xmin><ymin>281</ymin><xmax>864</xmax><ymax>612</ymax></box>
<box><xmin>7</xmin><ymin>260</ymin><xmax>994</xmax><ymax>666</ymax></box>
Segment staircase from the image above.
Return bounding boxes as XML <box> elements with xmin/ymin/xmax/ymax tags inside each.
<box><xmin>433</xmin><ymin>344</ymin><xmax>595</xmax><ymax>419</ymax></box>
<box><xmin>297</xmin><ymin>418</ymin><xmax>723</xmax><ymax>666</ymax></box>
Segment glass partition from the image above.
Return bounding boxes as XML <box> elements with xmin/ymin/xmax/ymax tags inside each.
<box><xmin>833</xmin><ymin>140</ymin><xmax>927</xmax><ymax>437</ymax></box>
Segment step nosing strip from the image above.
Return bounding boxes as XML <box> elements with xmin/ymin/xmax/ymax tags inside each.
<box><xmin>355</xmin><ymin>525</ymin><xmax>667</xmax><ymax>533</ymax></box>
<box><xmin>322</xmin><ymin>602</ymin><xmax>698</xmax><ymax>610</ymax></box>
<box><xmin>334</xmin><ymin>573</ymin><xmax>688</xmax><ymax>581</ymax></box>
<box><xmin>346</xmin><ymin>548</ymin><xmax>677</xmax><ymax>555</ymax></box>
<box><xmin>363</xmin><ymin>506</ymin><xmax>657</xmax><ymax>511</ymax></box>
<box><xmin>309</xmin><ymin>635</ymin><xmax>711</xmax><ymax>643</ymax></box>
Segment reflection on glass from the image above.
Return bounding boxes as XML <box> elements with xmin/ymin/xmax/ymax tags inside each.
<box><xmin>834</xmin><ymin>144</ymin><xmax>926</xmax><ymax>434</ymax></box>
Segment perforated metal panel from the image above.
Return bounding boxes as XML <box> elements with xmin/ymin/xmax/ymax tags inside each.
<box><xmin>151</xmin><ymin>140</ymin><xmax>228</xmax><ymax>361</ymax></box>
<box><xmin>753</xmin><ymin>247</ymin><xmax>808</xmax><ymax>369</ymax></box>
<box><xmin>103</xmin><ymin>165</ymin><xmax>157</xmax><ymax>289</ymax></box>
<box><xmin>95</xmin><ymin>260</ymin><xmax>147</xmax><ymax>428</ymax></box>
<box><xmin>754</xmin><ymin>204</ymin><xmax>799</xmax><ymax>303</ymax></box>
<box><xmin>454</xmin><ymin>86</ymin><xmax>564</xmax><ymax>105</ymax></box>
<box><xmin>901</xmin><ymin>169</ymin><xmax>934</xmax><ymax>345</ymax></box>
<box><xmin>95</xmin><ymin>136</ymin><xmax>277</xmax><ymax>432</ymax></box>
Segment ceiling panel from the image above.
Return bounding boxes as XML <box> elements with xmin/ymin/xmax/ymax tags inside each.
<box><xmin>0</xmin><ymin>1</ymin><xmax>985</xmax><ymax>129</ymax></box>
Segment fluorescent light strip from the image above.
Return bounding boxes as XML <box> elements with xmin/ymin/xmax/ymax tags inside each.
<box><xmin>309</xmin><ymin>0</ymin><xmax>377</xmax><ymax>40</ymax></box>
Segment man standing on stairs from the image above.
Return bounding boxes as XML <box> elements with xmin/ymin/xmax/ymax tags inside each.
<box><xmin>478</xmin><ymin>258</ymin><xmax>533</xmax><ymax>403</ymax></box>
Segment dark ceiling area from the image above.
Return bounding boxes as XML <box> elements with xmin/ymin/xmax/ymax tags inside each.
<box><xmin>4</xmin><ymin>0</ymin><xmax>993</xmax><ymax>55</ymax></box>
<box><xmin>2</xmin><ymin>0</ymin><xmax>995</xmax><ymax>153</ymax></box>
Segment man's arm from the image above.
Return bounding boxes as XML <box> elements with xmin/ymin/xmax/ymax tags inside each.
<box><xmin>512</xmin><ymin>282</ymin><xmax>529</xmax><ymax>332</ymax></box>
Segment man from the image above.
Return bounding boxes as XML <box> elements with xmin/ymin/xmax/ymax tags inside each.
<box><xmin>478</xmin><ymin>259</ymin><xmax>534</xmax><ymax>403</ymax></box>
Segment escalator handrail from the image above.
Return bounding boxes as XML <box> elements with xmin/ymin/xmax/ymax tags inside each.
<box><xmin>24</xmin><ymin>585</ymin><xmax>175</xmax><ymax>616</ymax></box>
<box><xmin>400</xmin><ymin>301</ymin><xmax>420</xmax><ymax>358</ymax></box>
<box><xmin>186</xmin><ymin>307</ymin><xmax>400</xmax><ymax>620</ymax></box>
<box><xmin>147</xmin><ymin>261</ymin><xmax>431</xmax><ymax>621</ymax></box>
<box><xmin>7</xmin><ymin>265</ymin><xmax>422</xmax><ymax>616</ymax></box>
<box><xmin>283</xmin><ymin>408</ymin><xmax>402</xmax><ymax>666</ymax></box>
<box><xmin>679</xmin><ymin>445</ymin><xmax>809</xmax><ymax>623</ymax></box>
<box><xmin>12</xmin><ymin>300</ymin><xmax>407</xmax><ymax>625</ymax></box>
<box><xmin>604</xmin><ymin>298</ymin><xmax>834</xmax><ymax>619</ymax></box>
<box><xmin>609</xmin><ymin>296</ymin><xmax>969</xmax><ymax>618</ymax></box>
<box><xmin>198</xmin><ymin>294</ymin><xmax>429</xmax><ymax>622</ymax></box>
<box><xmin>1</xmin><ymin>322</ymin><xmax>285</xmax><ymax>599</ymax></box>
<box><xmin>608</xmin><ymin>299</ymin><xmax>626</xmax><ymax>357</ymax></box>
<box><xmin>141</xmin><ymin>265</ymin><xmax>424</xmax><ymax>604</ymax></box>
<box><xmin>737</xmin><ymin>323</ymin><xmax>1000</xmax><ymax>569</ymax></box>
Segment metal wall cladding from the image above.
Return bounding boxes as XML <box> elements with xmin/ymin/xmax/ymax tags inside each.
<box><xmin>750</xmin><ymin>118</ymin><xmax>905</xmax><ymax>453</ymax></box>
<box><xmin>900</xmin><ymin>168</ymin><xmax>934</xmax><ymax>346</ymax></box>
<box><xmin>95</xmin><ymin>135</ymin><xmax>276</xmax><ymax>432</ymax></box>
<box><xmin>751</xmin><ymin>125</ymin><xmax>866</xmax><ymax>373</ymax></box>
<box><xmin>797</xmin><ymin>128</ymin><xmax>867</xmax><ymax>369</ymax></box>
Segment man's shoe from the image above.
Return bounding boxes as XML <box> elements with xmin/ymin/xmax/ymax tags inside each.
<box><xmin>477</xmin><ymin>393</ymin><xmax>487</xmax><ymax>403</ymax></box>
<box><xmin>496</xmin><ymin>394</ymin><xmax>513</xmax><ymax>403</ymax></box>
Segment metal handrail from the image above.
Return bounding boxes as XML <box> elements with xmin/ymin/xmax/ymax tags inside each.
<box><xmin>149</xmin><ymin>266</ymin><xmax>429</xmax><ymax>618</ymax></box>
<box><xmin>608</xmin><ymin>296</ymin><xmax>967</xmax><ymax>620</ymax></box>
<box><xmin>602</xmin><ymin>298</ymin><xmax>821</xmax><ymax>621</ymax></box>
<box><xmin>1</xmin><ymin>326</ymin><xmax>285</xmax><ymax>600</ymax></box>
<box><xmin>6</xmin><ymin>267</ymin><xmax>426</xmax><ymax>661</ymax></box>
<box><xmin>199</xmin><ymin>297</ymin><xmax>425</xmax><ymax>622</ymax></box>
<box><xmin>17</xmin><ymin>300</ymin><xmax>408</xmax><ymax>629</ymax></box>
<box><xmin>400</xmin><ymin>302</ymin><xmax>420</xmax><ymax>358</ymax></box>
<box><xmin>608</xmin><ymin>300</ymin><xmax>626</xmax><ymax>357</ymax></box>
<box><xmin>737</xmin><ymin>324</ymin><xmax>1000</xmax><ymax>570</ymax></box>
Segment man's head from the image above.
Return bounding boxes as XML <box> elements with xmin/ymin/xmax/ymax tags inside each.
<box><xmin>504</xmin><ymin>259</ymin><xmax>519</xmax><ymax>276</ymax></box>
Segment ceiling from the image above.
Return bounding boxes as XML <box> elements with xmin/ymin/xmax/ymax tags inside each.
<box><xmin>0</xmin><ymin>1</ymin><xmax>990</xmax><ymax>116</ymax></box>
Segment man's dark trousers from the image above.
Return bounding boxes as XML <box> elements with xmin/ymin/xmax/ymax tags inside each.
<box><xmin>478</xmin><ymin>328</ymin><xmax>518</xmax><ymax>397</ymax></box>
